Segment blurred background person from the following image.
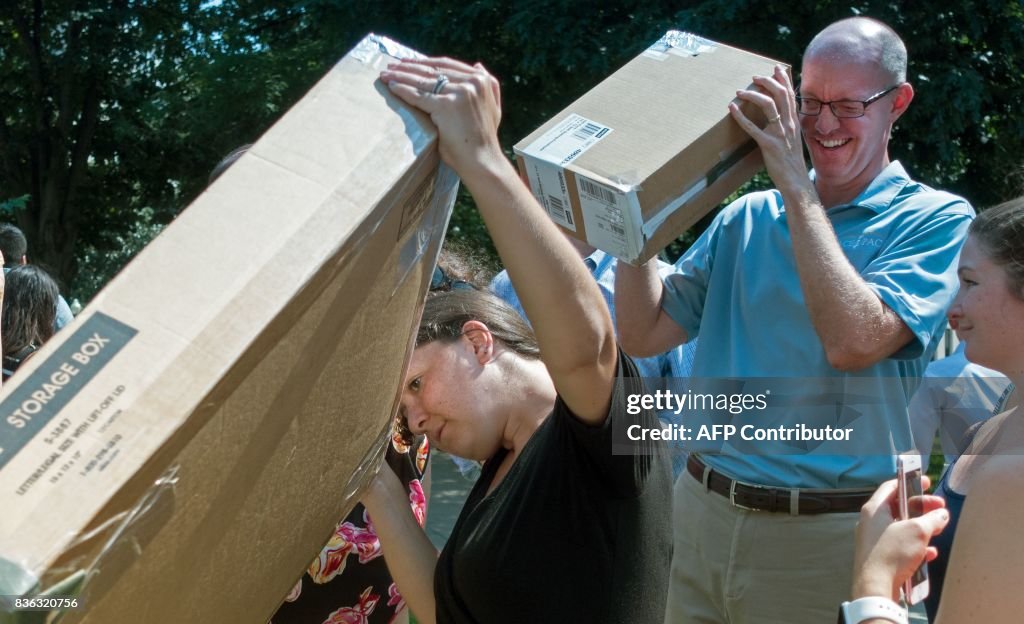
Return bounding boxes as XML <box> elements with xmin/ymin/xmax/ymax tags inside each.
<box><xmin>0</xmin><ymin>223</ymin><xmax>74</xmax><ymax>332</ymax></box>
<box><xmin>2</xmin><ymin>264</ymin><xmax>60</xmax><ymax>381</ymax></box>
<box><xmin>909</xmin><ymin>341</ymin><xmax>1010</xmax><ymax>467</ymax></box>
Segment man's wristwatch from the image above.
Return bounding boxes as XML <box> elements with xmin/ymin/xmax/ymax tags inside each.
<box><xmin>837</xmin><ymin>597</ymin><xmax>908</xmax><ymax>624</ymax></box>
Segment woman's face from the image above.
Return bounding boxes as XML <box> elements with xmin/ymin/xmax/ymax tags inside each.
<box><xmin>949</xmin><ymin>235</ymin><xmax>1024</xmax><ymax>374</ymax></box>
<box><xmin>400</xmin><ymin>336</ymin><xmax>505</xmax><ymax>461</ymax></box>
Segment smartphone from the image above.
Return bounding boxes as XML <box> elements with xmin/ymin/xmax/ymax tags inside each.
<box><xmin>897</xmin><ymin>453</ymin><xmax>929</xmax><ymax>604</ymax></box>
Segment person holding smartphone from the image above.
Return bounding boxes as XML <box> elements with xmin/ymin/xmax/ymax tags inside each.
<box><xmin>847</xmin><ymin>197</ymin><xmax>1024</xmax><ymax>623</ymax></box>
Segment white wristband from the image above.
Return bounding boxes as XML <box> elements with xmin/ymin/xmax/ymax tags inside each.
<box><xmin>839</xmin><ymin>597</ymin><xmax>908</xmax><ymax>624</ymax></box>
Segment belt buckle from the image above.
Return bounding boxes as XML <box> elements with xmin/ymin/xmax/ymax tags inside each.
<box><xmin>728</xmin><ymin>480</ymin><xmax>758</xmax><ymax>511</ymax></box>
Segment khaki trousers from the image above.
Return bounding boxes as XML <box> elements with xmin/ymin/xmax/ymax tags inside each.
<box><xmin>664</xmin><ymin>469</ymin><xmax>860</xmax><ymax>624</ymax></box>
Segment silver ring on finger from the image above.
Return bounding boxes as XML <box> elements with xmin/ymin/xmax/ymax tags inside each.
<box><xmin>431</xmin><ymin>74</ymin><xmax>449</xmax><ymax>95</ymax></box>
<box><xmin>767</xmin><ymin>114</ymin><xmax>782</xmax><ymax>124</ymax></box>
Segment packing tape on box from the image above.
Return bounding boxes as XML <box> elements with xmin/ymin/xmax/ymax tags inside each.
<box><xmin>351</xmin><ymin>33</ymin><xmax>423</xmax><ymax>65</ymax></box>
<box><xmin>0</xmin><ymin>560</ymin><xmax>38</xmax><ymax>617</ymax></box>
<box><xmin>343</xmin><ymin>421</ymin><xmax>394</xmax><ymax>504</ymax></box>
<box><xmin>351</xmin><ymin>34</ymin><xmax>436</xmax><ymax>159</ymax></box>
<box><xmin>641</xmin><ymin>139</ymin><xmax>758</xmax><ymax>239</ymax></box>
<box><xmin>572</xmin><ymin>166</ymin><xmax>643</xmax><ymax>193</ymax></box>
<box><xmin>566</xmin><ymin>132</ymin><xmax>757</xmax><ymax>244</ymax></box>
<box><xmin>0</xmin><ymin>465</ymin><xmax>179</xmax><ymax>621</ymax></box>
<box><xmin>349</xmin><ymin>33</ymin><xmax>459</xmax><ymax>295</ymax></box>
<box><xmin>651</xmin><ymin>30</ymin><xmax>718</xmax><ymax>56</ymax></box>
<box><xmin>395</xmin><ymin>162</ymin><xmax>459</xmax><ymax>297</ymax></box>
<box><xmin>643</xmin><ymin>30</ymin><xmax>717</xmax><ymax>60</ymax></box>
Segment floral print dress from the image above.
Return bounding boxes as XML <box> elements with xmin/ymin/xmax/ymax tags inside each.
<box><xmin>271</xmin><ymin>432</ymin><xmax>429</xmax><ymax>624</ymax></box>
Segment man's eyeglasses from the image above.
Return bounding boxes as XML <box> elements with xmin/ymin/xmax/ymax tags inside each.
<box><xmin>430</xmin><ymin>265</ymin><xmax>476</xmax><ymax>292</ymax></box>
<box><xmin>795</xmin><ymin>85</ymin><xmax>900</xmax><ymax>118</ymax></box>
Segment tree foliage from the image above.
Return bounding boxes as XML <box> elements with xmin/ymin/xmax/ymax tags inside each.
<box><xmin>2</xmin><ymin>1</ymin><xmax>197</xmax><ymax>286</ymax></box>
<box><xmin>1</xmin><ymin>1</ymin><xmax>1022</xmax><ymax>300</ymax></box>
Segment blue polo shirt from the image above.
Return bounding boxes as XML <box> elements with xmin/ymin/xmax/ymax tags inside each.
<box><xmin>662</xmin><ymin>161</ymin><xmax>973</xmax><ymax>488</ymax></box>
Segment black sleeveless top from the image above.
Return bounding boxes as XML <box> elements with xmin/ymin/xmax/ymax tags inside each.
<box><xmin>433</xmin><ymin>352</ymin><xmax>673</xmax><ymax>624</ymax></box>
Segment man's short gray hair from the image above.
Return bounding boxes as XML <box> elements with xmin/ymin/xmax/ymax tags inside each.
<box><xmin>805</xmin><ymin>17</ymin><xmax>907</xmax><ymax>84</ymax></box>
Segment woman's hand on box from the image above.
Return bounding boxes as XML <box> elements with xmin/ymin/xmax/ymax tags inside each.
<box><xmin>380</xmin><ymin>57</ymin><xmax>506</xmax><ymax>181</ymax></box>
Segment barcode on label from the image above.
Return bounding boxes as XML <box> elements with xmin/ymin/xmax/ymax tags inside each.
<box><xmin>572</xmin><ymin>122</ymin><xmax>603</xmax><ymax>142</ymax></box>
<box><xmin>600</xmin><ymin>222</ymin><xmax>625</xmax><ymax>236</ymax></box>
<box><xmin>547</xmin><ymin>195</ymin><xmax>574</xmax><ymax>226</ymax></box>
<box><xmin>579</xmin><ymin>178</ymin><xmax>618</xmax><ymax>205</ymax></box>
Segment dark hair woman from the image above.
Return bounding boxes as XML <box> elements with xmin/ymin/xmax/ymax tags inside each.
<box><xmin>2</xmin><ymin>264</ymin><xmax>59</xmax><ymax>381</ymax></box>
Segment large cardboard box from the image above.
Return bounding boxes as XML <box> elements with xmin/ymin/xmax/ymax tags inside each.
<box><xmin>514</xmin><ymin>31</ymin><xmax>786</xmax><ymax>264</ymax></box>
<box><xmin>0</xmin><ymin>34</ymin><xmax>456</xmax><ymax>623</ymax></box>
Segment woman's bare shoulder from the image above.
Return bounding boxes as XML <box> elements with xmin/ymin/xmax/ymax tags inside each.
<box><xmin>936</xmin><ymin>453</ymin><xmax>1024</xmax><ymax>622</ymax></box>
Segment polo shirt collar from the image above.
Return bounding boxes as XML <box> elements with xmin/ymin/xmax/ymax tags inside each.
<box><xmin>805</xmin><ymin>160</ymin><xmax>911</xmax><ymax>214</ymax></box>
<box><xmin>585</xmin><ymin>249</ymin><xmax>615</xmax><ymax>278</ymax></box>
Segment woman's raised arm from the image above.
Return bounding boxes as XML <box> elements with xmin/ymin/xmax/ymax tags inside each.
<box><xmin>381</xmin><ymin>58</ymin><xmax>617</xmax><ymax>425</ymax></box>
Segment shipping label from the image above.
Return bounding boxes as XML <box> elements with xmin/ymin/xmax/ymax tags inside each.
<box><xmin>520</xmin><ymin>114</ymin><xmax>612</xmax><ymax>167</ymax></box>
<box><xmin>521</xmin><ymin>156</ymin><xmax>577</xmax><ymax>231</ymax></box>
<box><xmin>519</xmin><ymin>114</ymin><xmax>613</xmax><ymax>232</ymax></box>
<box><xmin>577</xmin><ymin>176</ymin><xmax>643</xmax><ymax>261</ymax></box>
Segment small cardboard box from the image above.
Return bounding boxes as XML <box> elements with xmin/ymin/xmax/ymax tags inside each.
<box><xmin>0</xmin><ymin>34</ymin><xmax>456</xmax><ymax>623</ymax></box>
<box><xmin>514</xmin><ymin>31</ymin><xmax>786</xmax><ymax>264</ymax></box>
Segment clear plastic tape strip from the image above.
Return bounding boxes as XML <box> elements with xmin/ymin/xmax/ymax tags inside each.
<box><xmin>348</xmin><ymin>33</ymin><xmax>436</xmax><ymax>211</ymax></box>
<box><xmin>351</xmin><ymin>33</ymin><xmax>425</xmax><ymax>64</ymax></box>
<box><xmin>394</xmin><ymin>163</ymin><xmax>460</xmax><ymax>296</ymax></box>
<box><xmin>573</xmin><ymin>165</ymin><xmax>642</xmax><ymax>193</ymax></box>
<box><xmin>0</xmin><ymin>465</ymin><xmax>179</xmax><ymax>614</ymax></box>
<box><xmin>0</xmin><ymin>558</ymin><xmax>39</xmax><ymax>610</ymax></box>
<box><xmin>648</xmin><ymin>30</ymin><xmax>718</xmax><ymax>55</ymax></box>
<box><xmin>343</xmin><ymin>422</ymin><xmax>393</xmax><ymax>503</ymax></box>
<box><xmin>640</xmin><ymin>140</ymin><xmax>756</xmax><ymax>239</ymax></box>
<box><xmin>80</xmin><ymin>466</ymin><xmax>180</xmax><ymax>579</ymax></box>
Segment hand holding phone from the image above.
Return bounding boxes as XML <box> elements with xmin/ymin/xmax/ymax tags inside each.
<box><xmin>897</xmin><ymin>453</ymin><xmax>930</xmax><ymax>604</ymax></box>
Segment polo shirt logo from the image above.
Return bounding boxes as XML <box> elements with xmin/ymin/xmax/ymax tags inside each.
<box><xmin>840</xmin><ymin>235</ymin><xmax>884</xmax><ymax>250</ymax></box>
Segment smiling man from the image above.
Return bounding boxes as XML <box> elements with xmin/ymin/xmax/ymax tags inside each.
<box><xmin>614</xmin><ymin>17</ymin><xmax>973</xmax><ymax>624</ymax></box>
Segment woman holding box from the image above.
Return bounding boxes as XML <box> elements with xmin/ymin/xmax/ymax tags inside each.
<box><xmin>360</xmin><ymin>57</ymin><xmax>672</xmax><ymax>624</ymax></box>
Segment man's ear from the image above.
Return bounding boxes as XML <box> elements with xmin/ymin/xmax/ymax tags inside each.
<box><xmin>889</xmin><ymin>82</ymin><xmax>914</xmax><ymax>123</ymax></box>
<box><xmin>461</xmin><ymin>320</ymin><xmax>495</xmax><ymax>365</ymax></box>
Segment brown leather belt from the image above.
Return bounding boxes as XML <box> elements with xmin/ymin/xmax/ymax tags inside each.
<box><xmin>686</xmin><ymin>454</ymin><xmax>874</xmax><ymax>515</ymax></box>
